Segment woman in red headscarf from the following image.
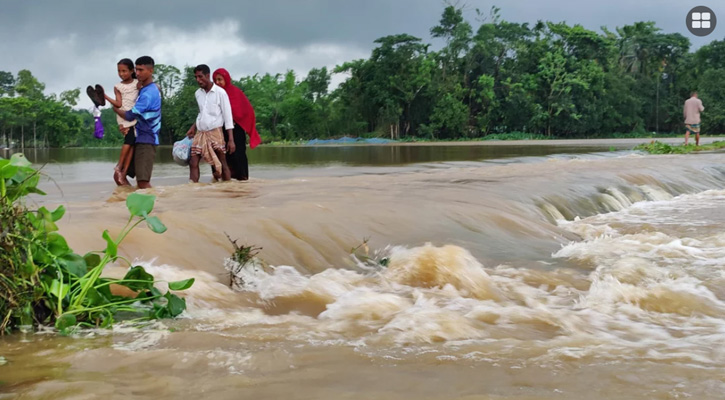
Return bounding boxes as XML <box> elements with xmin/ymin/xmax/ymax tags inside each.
<box><xmin>212</xmin><ymin>68</ymin><xmax>262</xmax><ymax>180</ymax></box>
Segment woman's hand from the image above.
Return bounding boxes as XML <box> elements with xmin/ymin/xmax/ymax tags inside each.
<box><xmin>227</xmin><ymin>139</ymin><xmax>236</xmax><ymax>154</ymax></box>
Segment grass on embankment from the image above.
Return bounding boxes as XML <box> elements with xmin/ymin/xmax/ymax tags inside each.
<box><xmin>634</xmin><ymin>140</ymin><xmax>725</xmax><ymax>154</ymax></box>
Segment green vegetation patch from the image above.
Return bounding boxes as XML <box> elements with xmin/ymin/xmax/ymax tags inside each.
<box><xmin>0</xmin><ymin>154</ymin><xmax>194</xmax><ymax>335</ymax></box>
<box><xmin>634</xmin><ymin>140</ymin><xmax>725</xmax><ymax>154</ymax></box>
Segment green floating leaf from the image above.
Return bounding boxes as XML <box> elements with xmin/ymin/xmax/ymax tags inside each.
<box><xmin>55</xmin><ymin>313</ymin><xmax>77</xmax><ymax>331</ymax></box>
<box><xmin>121</xmin><ymin>266</ymin><xmax>155</xmax><ymax>291</ymax></box>
<box><xmin>36</xmin><ymin>207</ymin><xmax>59</xmax><ymax>232</ymax></box>
<box><xmin>99</xmin><ymin>313</ymin><xmax>114</xmax><ymax>329</ymax></box>
<box><xmin>50</xmin><ymin>205</ymin><xmax>66</xmax><ymax>222</ymax></box>
<box><xmin>151</xmin><ymin>303</ymin><xmax>169</xmax><ymax>319</ymax></box>
<box><xmin>47</xmin><ymin>232</ymin><xmax>71</xmax><ymax>257</ymax></box>
<box><xmin>137</xmin><ymin>286</ymin><xmax>163</xmax><ymax>302</ymax></box>
<box><xmin>9</xmin><ymin>153</ymin><xmax>31</xmax><ymax>167</ymax></box>
<box><xmin>168</xmin><ymin>278</ymin><xmax>194</xmax><ymax>291</ymax></box>
<box><xmin>24</xmin><ymin>174</ymin><xmax>40</xmax><ymax>190</ymax></box>
<box><xmin>85</xmin><ymin>287</ymin><xmax>110</xmax><ymax>307</ymax></box>
<box><xmin>102</xmin><ymin>230</ymin><xmax>117</xmax><ymax>258</ymax></box>
<box><xmin>49</xmin><ymin>280</ymin><xmax>69</xmax><ymax>299</ymax></box>
<box><xmin>59</xmin><ymin>253</ymin><xmax>87</xmax><ymax>277</ymax></box>
<box><xmin>145</xmin><ymin>216</ymin><xmax>167</xmax><ymax>234</ymax></box>
<box><xmin>126</xmin><ymin>193</ymin><xmax>156</xmax><ymax>217</ymax></box>
<box><xmin>9</xmin><ymin>168</ymin><xmax>29</xmax><ymax>184</ymax></box>
<box><xmin>19</xmin><ymin>261</ymin><xmax>38</xmax><ymax>278</ymax></box>
<box><xmin>164</xmin><ymin>292</ymin><xmax>186</xmax><ymax>317</ymax></box>
<box><xmin>27</xmin><ymin>187</ymin><xmax>46</xmax><ymax>196</ymax></box>
<box><xmin>83</xmin><ymin>253</ymin><xmax>102</xmax><ymax>271</ymax></box>
<box><xmin>0</xmin><ymin>164</ymin><xmax>18</xmax><ymax>179</ymax></box>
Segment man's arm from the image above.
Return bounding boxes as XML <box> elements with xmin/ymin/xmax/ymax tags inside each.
<box><xmin>186</xmin><ymin>122</ymin><xmax>197</xmax><ymax>138</ymax></box>
<box><xmin>226</xmin><ymin>128</ymin><xmax>236</xmax><ymax>154</ymax></box>
<box><xmin>699</xmin><ymin>99</ymin><xmax>705</xmax><ymax>112</ymax></box>
<box><xmin>220</xmin><ymin>92</ymin><xmax>236</xmax><ymax>154</ymax></box>
<box><xmin>113</xmin><ymin>106</ymin><xmax>132</xmax><ymax>121</ymax></box>
<box><xmin>220</xmin><ymin>92</ymin><xmax>234</xmax><ymax>131</ymax></box>
<box><xmin>122</xmin><ymin>90</ymin><xmax>152</xmax><ymax>122</ymax></box>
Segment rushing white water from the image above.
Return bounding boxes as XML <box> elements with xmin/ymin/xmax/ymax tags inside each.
<box><xmin>4</xmin><ymin>147</ymin><xmax>725</xmax><ymax>399</ymax></box>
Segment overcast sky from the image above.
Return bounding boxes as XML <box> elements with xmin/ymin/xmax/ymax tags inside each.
<box><xmin>0</xmin><ymin>0</ymin><xmax>721</xmax><ymax>108</ymax></box>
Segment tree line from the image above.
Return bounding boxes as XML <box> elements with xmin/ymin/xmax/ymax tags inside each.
<box><xmin>2</xmin><ymin>5</ymin><xmax>725</xmax><ymax>148</ymax></box>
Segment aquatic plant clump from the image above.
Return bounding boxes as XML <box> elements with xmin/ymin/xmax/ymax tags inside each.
<box><xmin>0</xmin><ymin>154</ymin><xmax>194</xmax><ymax>334</ymax></box>
<box><xmin>635</xmin><ymin>140</ymin><xmax>725</xmax><ymax>154</ymax></box>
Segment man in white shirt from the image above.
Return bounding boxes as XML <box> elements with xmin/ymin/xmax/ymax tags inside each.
<box><xmin>186</xmin><ymin>64</ymin><xmax>237</xmax><ymax>182</ymax></box>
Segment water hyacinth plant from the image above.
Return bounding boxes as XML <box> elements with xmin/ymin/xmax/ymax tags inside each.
<box><xmin>0</xmin><ymin>154</ymin><xmax>194</xmax><ymax>334</ymax></box>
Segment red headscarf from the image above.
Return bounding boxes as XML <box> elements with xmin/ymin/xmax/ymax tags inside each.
<box><xmin>212</xmin><ymin>68</ymin><xmax>262</xmax><ymax>149</ymax></box>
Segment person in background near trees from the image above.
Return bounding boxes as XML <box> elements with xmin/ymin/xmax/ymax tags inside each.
<box><xmin>683</xmin><ymin>91</ymin><xmax>704</xmax><ymax>146</ymax></box>
<box><xmin>112</xmin><ymin>56</ymin><xmax>161</xmax><ymax>189</ymax></box>
<box><xmin>103</xmin><ymin>58</ymin><xmax>139</xmax><ymax>186</ymax></box>
<box><xmin>211</xmin><ymin>68</ymin><xmax>262</xmax><ymax>180</ymax></box>
<box><xmin>186</xmin><ymin>64</ymin><xmax>235</xmax><ymax>183</ymax></box>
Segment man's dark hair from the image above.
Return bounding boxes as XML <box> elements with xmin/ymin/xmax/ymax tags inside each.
<box><xmin>691</xmin><ymin>90</ymin><xmax>698</xmax><ymax>96</ymax></box>
<box><xmin>135</xmin><ymin>56</ymin><xmax>155</xmax><ymax>67</ymax></box>
<box><xmin>194</xmin><ymin>64</ymin><xmax>211</xmax><ymax>76</ymax></box>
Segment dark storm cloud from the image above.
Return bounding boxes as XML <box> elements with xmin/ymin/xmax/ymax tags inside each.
<box><xmin>2</xmin><ymin>0</ymin><xmax>718</xmax><ymax>48</ymax></box>
<box><xmin>0</xmin><ymin>0</ymin><xmax>721</xmax><ymax>108</ymax></box>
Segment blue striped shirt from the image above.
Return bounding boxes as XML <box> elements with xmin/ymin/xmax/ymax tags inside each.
<box><xmin>125</xmin><ymin>83</ymin><xmax>161</xmax><ymax>145</ymax></box>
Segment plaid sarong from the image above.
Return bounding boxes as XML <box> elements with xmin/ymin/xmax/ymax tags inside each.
<box><xmin>191</xmin><ymin>127</ymin><xmax>226</xmax><ymax>171</ymax></box>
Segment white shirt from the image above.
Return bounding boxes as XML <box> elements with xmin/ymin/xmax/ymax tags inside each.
<box><xmin>195</xmin><ymin>83</ymin><xmax>234</xmax><ymax>132</ymax></box>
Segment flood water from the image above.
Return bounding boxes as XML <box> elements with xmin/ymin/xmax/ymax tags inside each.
<box><xmin>2</xmin><ymin>139</ymin><xmax>725</xmax><ymax>399</ymax></box>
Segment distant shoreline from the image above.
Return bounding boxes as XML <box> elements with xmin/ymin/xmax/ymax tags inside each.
<box><xmin>3</xmin><ymin>136</ymin><xmax>724</xmax><ymax>151</ymax></box>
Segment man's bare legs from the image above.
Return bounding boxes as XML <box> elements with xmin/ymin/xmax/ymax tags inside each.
<box><xmin>189</xmin><ymin>151</ymin><xmax>231</xmax><ymax>182</ymax></box>
<box><xmin>215</xmin><ymin>149</ymin><xmax>231</xmax><ymax>181</ymax></box>
<box><xmin>137</xmin><ymin>180</ymin><xmax>152</xmax><ymax>189</ymax></box>
<box><xmin>685</xmin><ymin>129</ymin><xmax>700</xmax><ymax>146</ymax></box>
<box><xmin>189</xmin><ymin>154</ymin><xmax>201</xmax><ymax>183</ymax></box>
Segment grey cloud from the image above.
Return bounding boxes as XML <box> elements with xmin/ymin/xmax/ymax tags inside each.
<box><xmin>0</xmin><ymin>0</ymin><xmax>722</xmax><ymax>107</ymax></box>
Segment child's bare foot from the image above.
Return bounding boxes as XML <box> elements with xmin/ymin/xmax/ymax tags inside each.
<box><xmin>113</xmin><ymin>169</ymin><xmax>123</xmax><ymax>186</ymax></box>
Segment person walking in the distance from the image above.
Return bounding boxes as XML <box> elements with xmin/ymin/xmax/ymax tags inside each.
<box><xmin>684</xmin><ymin>91</ymin><xmax>704</xmax><ymax>146</ymax></box>
<box><xmin>111</xmin><ymin>56</ymin><xmax>161</xmax><ymax>189</ymax></box>
<box><xmin>186</xmin><ymin>64</ymin><xmax>235</xmax><ymax>182</ymax></box>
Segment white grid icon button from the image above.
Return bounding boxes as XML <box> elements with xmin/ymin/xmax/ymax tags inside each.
<box><xmin>687</xmin><ymin>6</ymin><xmax>717</xmax><ymax>36</ymax></box>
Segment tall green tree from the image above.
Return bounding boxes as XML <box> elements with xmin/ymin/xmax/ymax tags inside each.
<box><xmin>0</xmin><ymin>71</ymin><xmax>15</xmax><ymax>97</ymax></box>
<box><xmin>15</xmin><ymin>70</ymin><xmax>45</xmax><ymax>100</ymax></box>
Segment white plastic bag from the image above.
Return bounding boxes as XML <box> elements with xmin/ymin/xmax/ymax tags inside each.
<box><xmin>172</xmin><ymin>137</ymin><xmax>192</xmax><ymax>166</ymax></box>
